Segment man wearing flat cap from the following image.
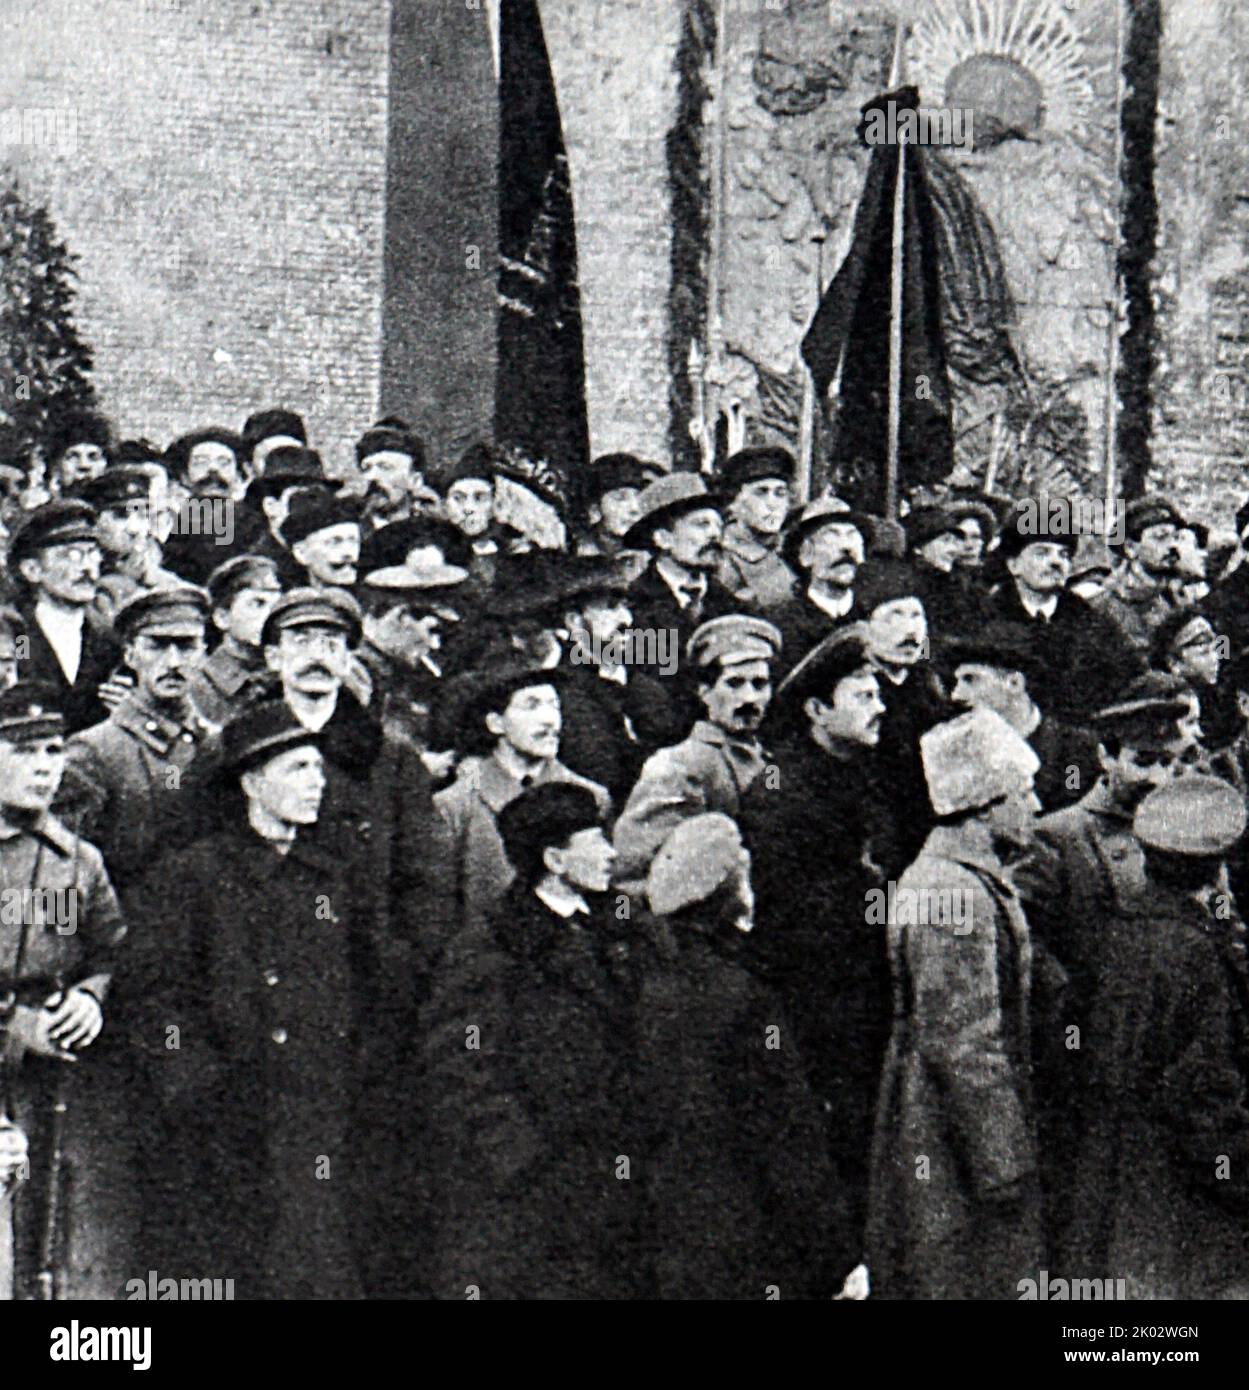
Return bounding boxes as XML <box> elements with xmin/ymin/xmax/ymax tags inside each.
<box><xmin>1089</xmin><ymin>495</ymin><xmax>1189</xmax><ymax>653</ymax></box>
<box><xmin>713</xmin><ymin>447</ymin><xmax>798</xmax><ymax>612</ymax></box>
<box><xmin>188</xmin><ymin>555</ymin><xmax>283</xmax><ymax>728</ymax></box>
<box><xmin>79</xmin><ymin>465</ymin><xmax>182</xmax><ymax>626</ymax></box>
<box><xmin>772</xmin><ymin>499</ymin><xmax>873</xmax><ymax>676</ymax></box>
<box><xmin>1062</xmin><ymin>774</ymin><xmax>1249</xmax><ymax>1298</ymax></box>
<box><xmin>0</xmin><ymin>680</ymin><xmax>132</xmax><ymax>1298</ymax></box>
<box><xmin>55</xmin><ymin>585</ymin><xmax>218</xmax><ymax>902</ymax></box>
<box><xmin>621</xmin><ymin>472</ymin><xmax>738</xmax><ymax>650</ymax></box>
<box><xmin>985</xmin><ymin>506</ymin><xmax>1142</xmax><ymax>723</ymax></box>
<box><xmin>613</xmin><ymin>614</ymin><xmax>780</xmax><ymax>897</ymax></box>
<box><xmin>868</xmin><ymin>707</ymin><xmax>1044</xmax><ymax>1299</ymax></box>
<box><xmin>124</xmin><ymin>699</ymin><xmax>396</xmax><ymax>1297</ymax></box>
<box><xmin>7</xmin><ymin>500</ymin><xmax>122</xmax><ymax>733</ymax></box>
<box><xmin>739</xmin><ymin>624</ymin><xmax>891</xmax><ymax>1289</ymax></box>
<box><xmin>161</xmin><ymin>426</ymin><xmax>247</xmax><ymax>587</ymax></box>
<box><xmin>283</xmin><ymin>491</ymin><xmax>362</xmax><ymax>592</ymax></box>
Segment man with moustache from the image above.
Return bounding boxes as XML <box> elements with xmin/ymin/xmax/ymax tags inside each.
<box><xmin>355</xmin><ymin>417</ymin><xmax>439</xmax><ymax>530</ymax></box>
<box><xmin>612</xmin><ymin>615</ymin><xmax>781</xmax><ymax>898</ymax></box>
<box><xmin>161</xmin><ymin>427</ymin><xmax>247</xmax><ymax>587</ymax></box>
<box><xmin>283</xmin><ymin>490</ymin><xmax>363</xmax><ymax>592</ymax></box>
<box><xmin>0</xmin><ymin>680</ymin><xmax>131</xmax><ymax>1300</ymax></box>
<box><xmin>941</xmin><ymin>623</ymin><xmax>1099</xmax><ymax>813</ymax></box>
<box><xmin>41</xmin><ymin>408</ymin><xmax>112</xmax><ymax>498</ymax></box>
<box><xmin>124</xmin><ymin>700</ymin><xmax>385</xmax><ymax>1298</ymax></box>
<box><xmin>1013</xmin><ymin>687</ymin><xmax>1189</xmax><ymax>1248</ymax></box>
<box><xmin>55</xmin><ymin>587</ymin><xmax>217</xmax><ymax>902</ymax></box>
<box><xmin>868</xmin><ymin>707</ymin><xmax>1044</xmax><ymax>1300</ymax></box>
<box><xmin>435</xmin><ymin>667</ymin><xmax>609</xmax><ymax>934</ymax></box>
<box><xmin>188</xmin><ymin>556</ymin><xmax>284</xmax><ymax>728</ymax></box>
<box><xmin>986</xmin><ymin>510</ymin><xmax>1141</xmax><ymax>724</ymax></box>
<box><xmin>714</xmin><ymin>447</ymin><xmax>797</xmax><ymax>611</ymax></box>
<box><xmin>739</xmin><ymin>625</ymin><xmax>891</xmax><ymax>1293</ymax></box>
<box><xmin>7</xmin><ymin>501</ymin><xmax>121</xmax><ymax>734</ymax></box>
<box><xmin>420</xmin><ymin>783</ymin><xmax>640</xmax><ymax>1299</ymax></box>
<box><xmin>772</xmin><ymin>500</ymin><xmax>873</xmax><ymax>677</ymax></box>
<box><xmin>1091</xmin><ymin>497</ymin><xmax>1189</xmax><ymax>652</ymax></box>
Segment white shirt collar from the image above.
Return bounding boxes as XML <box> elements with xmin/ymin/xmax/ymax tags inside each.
<box><xmin>535</xmin><ymin>881</ymin><xmax>590</xmax><ymax>919</ymax></box>
<box><xmin>1017</xmin><ymin>587</ymin><xmax>1059</xmax><ymax>621</ymax></box>
<box><xmin>806</xmin><ymin>585</ymin><xmax>854</xmax><ymax>621</ymax></box>
<box><xmin>656</xmin><ymin>557</ymin><xmax>707</xmax><ymax>608</ymax></box>
<box><xmin>34</xmin><ymin>600</ymin><xmax>85</xmax><ymax>684</ymax></box>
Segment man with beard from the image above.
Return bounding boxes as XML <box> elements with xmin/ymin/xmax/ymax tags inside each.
<box><xmin>436</xmin><ymin>444</ymin><xmax>530</xmax><ymax>589</ymax></box>
<box><xmin>420</xmin><ymin>783</ymin><xmax>641</xmax><ymax>1299</ymax></box>
<box><xmin>941</xmin><ymin>623</ymin><xmax>1099</xmax><ymax>813</ymax></box>
<box><xmin>283</xmin><ymin>490</ymin><xmax>362</xmax><ymax>592</ymax></box>
<box><xmin>612</xmin><ymin>615</ymin><xmax>780</xmax><ymax>897</ymax></box>
<box><xmin>904</xmin><ymin>503</ymin><xmax>991</xmax><ymax>637</ymax></box>
<box><xmin>620</xmin><ymin>470</ymin><xmax>738</xmax><ymax>703</ymax></box>
<box><xmin>188</xmin><ymin>556</ymin><xmax>283</xmax><ymax>728</ymax></box>
<box><xmin>714</xmin><ymin>446</ymin><xmax>797</xmax><ymax>611</ymax></box>
<box><xmin>80</xmin><ymin>466</ymin><xmax>182</xmax><ymax>626</ymax></box>
<box><xmin>124</xmin><ymin>699</ymin><xmax>387</xmax><ymax>1298</ymax></box>
<box><xmin>985</xmin><ymin>510</ymin><xmax>1142</xmax><ymax>724</ymax></box>
<box><xmin>772</xmin><ymin>500</ymin><xmax>873</xmax><ymax>677</ymax></box>
<box><xmin>1090</xmin><ymin>496</ymin><xmax>1189</xmax><ymax>652</ymax></box>
<box><xmin>160</xmin><ymin>427</ymin><xmax>247</xmax><ymax>586</ymax></box>
<box><xmin>355</xmin><ymin>416</ymin><xmax>439</xmax><ymax>530</ymax></box>
<box><xmin>576</xmin><ymin>453</ymin><xmax>648</xmax><ymax>566</ymax></box>
<box><xmin>434</xmin><ymin>667</ymin><xmax>609</xmax><ymax>934</ymax></box>
<box><xmin>856</xmin><ymin>559</ymin><xmax>951</xmax><ymax>880</ymax></box>
<box><xmin>240</xmin><ymin>407</ymin><xmax>307</xmax><ymax>483</ymax></box>
<box><xmin>1013</xmin><ymin>687</ymin><xmax>1188</xmax><ymax>1249</ymax></box>
<box><xmin>1062</xmin><ymin>775</ymin><xmax>1249</xmax><ymax>1298</ymax></box>
<box><xmin>868</xmin><ymin>707</ymin><xmax>1044</xmax><ymax>1300</ymax></box>
<box><xmin>8</xmin><ymin>501</ymin><xmax>122</xmax><ymax>734</ymax></box>
<box><xmin>55</xmin><ymin>587</ymin><xmax>217</xmax><ymax>901</ymax></box>
<box><xmin>739</xmin><ymin>625</ymin><xmax>890</xmax><ymax>1293</ymax></box>
<box><xmin>41</xmin><ymin>408</ymin><xmax>112</xmax><ymax>498</ymax></box>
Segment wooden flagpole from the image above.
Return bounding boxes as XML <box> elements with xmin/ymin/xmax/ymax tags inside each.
<box><xmin>884</xmin><ymin>20</ymin><xmax>907</xmax><ymax>523</ymax></box>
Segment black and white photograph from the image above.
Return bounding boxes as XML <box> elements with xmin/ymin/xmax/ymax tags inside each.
<box><xmin>0</xmin><ymin>0</ymin><xmax>1245</xmax><ymax>1361</ymax></box>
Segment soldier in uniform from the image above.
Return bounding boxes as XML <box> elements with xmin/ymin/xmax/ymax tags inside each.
<box><xmin>714</xmin><ymin>446</ymin><xmax>798</xmax><ymax>612</ymax></box>
<box><xmin>0</xmin><ymin>681</ymin><xmax>130</xmax><ymax>1300</ymax></box>
<box><xmin>189</xmin><ymin>555</ymin><xmax>283</xmax><ymax>728</ymax></box>
<box><xmin>55</xmin><ymin>586</ymin><xmax>218</xmax><ymax>904</ymax></box>
<box><xmin>612</xmin><ymin>615</ymin><xmax>781</xmax><ymax>897</ymax></box>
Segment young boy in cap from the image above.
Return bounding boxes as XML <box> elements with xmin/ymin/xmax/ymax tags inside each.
<box><xmin>55</xmin><ymin>585</ymin><xmax>217</xmax><ymax>902</ymax></box>
<box><xmin>612</xmin><ymin>614</ymin><xmax>781</xmax><ymax>897</ymax></box>
<box><xmin>8</xmin><ymin>500</ymin><xmax>121</xmax><ymax>733</ymax></box>
<box><xmin>1062</xmin><ymin>774</ymin><xmax>1249</xmax><ymax>1298</ymax></box>
<box><xmin>0</xmin><ymin>680</ymin><xmax>130</xmax><ymax>1299</ymax></box>
<box><xmin>868</xmin><ymin>706</ymin><xmax>1044</xmax><ymax>1300</ymax></box>
<box><xmin>420</xmin><ymin>782</ymin><xmax>638</xmax><ymax>1298</ymax></box>
<box><xmin>714</xmin><ymin>446</ymin><xmax>797</xmax><ymax>611</ymax></box>
<box><xmin>188</xmin><ymin>555</ymin><xmax>283</xmax><ymax>728</ymax></box>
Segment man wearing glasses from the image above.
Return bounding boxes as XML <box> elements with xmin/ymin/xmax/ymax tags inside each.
<box><xmin>5</xmin><ymin>502</ymin><xmax>120</xmax><ymax>733</ymax></box>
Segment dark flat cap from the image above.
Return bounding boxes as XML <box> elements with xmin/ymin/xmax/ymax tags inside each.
<box><xmin>42</xmin><ymin>409</ymin><xmax>111</xmax><ymax>462</ymax></box>
<box><xmin>261</xmin><ymin>586</ymin><xmax>362</xmax><ymax>648</ymax></box>
<box><xmin>205</xmin><ymin>554</ymin><xmax>282</xmax><ymax>609</ymax></box>
<box><xmin>621</xmin><ymin>472</ymin><xmax>723</xmax><ymax>550</ymax></box>
<box><xmin>497</xmin><ymin>782</ymin><xmax>604</xmax><ymax>880</ymax></box>
<box><xmin>166</xmin><ymin>427</ymin><xmax>244</xmax><ymax>478</ymax></box>
<box><xmin>282</xmin><ymin>490</ymin><xmax>362</xmax><ymax>547</ymax></box>
<box><xmin>241</xmin><ymin>409</ymin><xmax>306</xmax><ymax>457</ymax></box>
<box><xmin>718</xmin><ymin>447</ymin><xmax>795</xmax><ymax>494</ymax></box>
<box><xmin>356</xmin><ymin>416</ymin><xmax>424</xmax><ymax>468</ymax></box>
<box><xmin>8</xmin><ymin>500</ymin><xmax>98</xmax><ymax>562</ymax></box>
<box><xmin>78</xmin><ymin>466</ymin><xmax>154</xmax><ymax>511</ymax></box>
<box><xmin>114</xmin><ymin>584</ymin><xmax>211</xmax><ymax>642</ymax></box>
<box><xmin>1134</xmin><ymin>774</ymin><xmax>1246</xmax><ymax>856</ymax></box>
<box><xmin>222</xmin><ymin>698</ymin><xmax>321</xmax><ymax>773</ymax></box>
<box><xmin>0</xmin><ymin>680</ymin><xmax>64</xmax><ymax>744</ymax></box>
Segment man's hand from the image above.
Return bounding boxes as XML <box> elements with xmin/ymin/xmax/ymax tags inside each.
<box><xmin>3</xmin><ymin>1005</ymin><xmax>77</xmax><ymax>1062</ymax></box>
<box><xmin>97</xmin><ymin>671</ymin><xmax>136</xmax><ymax>712</ymax></box>
<box><xmin>0</xmin><ymin>1120</ymin><xmax>28</xmax><ymax>1186</ymax></box>
<box><xmin>45</xmin><ymin>988</ymin><xmax>104</xmax><ymax>1050</ymax></box>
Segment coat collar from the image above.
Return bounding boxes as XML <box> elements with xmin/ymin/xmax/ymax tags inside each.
<box><xmin>200</xmin><ymin>643</ymin><xmax>266</xmax><ymax>698</ymax></box>
<box><xmin>457</xmin><ymin>752</ymin><xmax>573</xmax><ymax>814</ymax></box>
<box><xmin>921</xmin><ymin>823</ymin><xmax>1015</xmax><ymax>891</ymax></box>
<box><xmin>721</xmin><ymin>520</ymin><xmax>780</xmax><ymax>562</ymax></box>
<box><xmin>0</xmin><ymin>808</ymin><xmax>77</xmax><ymax>857</ymax></box>
<box><xmin>689</xmin><ymin>720</ymin><xmax>768</xmax><ymax>789</ymax></box>
<box><xmin>113</xmin><ymin>692</ymin><xmax>208</xmax><ymax>754</ymax></box>
<box><xmin>318</xmin><ymin>688</ymin><xmax>384</xmax><ymax>774</ymax></box>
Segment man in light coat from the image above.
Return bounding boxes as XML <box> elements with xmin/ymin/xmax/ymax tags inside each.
<box><xmin>868</xmin><ymin>706</ymin><xmax>1044</xmax><ymax>1300</ymax></box>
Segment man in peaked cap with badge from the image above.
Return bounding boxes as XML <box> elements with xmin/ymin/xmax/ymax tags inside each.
<box><xmin>714</xmin><ymin>446</ymin><xmax>798</xmax><ymax>612</ymax></box>
<box><xmin>188</xmin><ymin>555</ymin><xmax>284</xmax><ymax>729</ymax></box>
<box><xmin>78</xmin><ymin>465</ymin><xmax>182</xmax><ymax>627</ymax></box>
<box><xmin>868</xmin><ymin>706</ymin><xmax>1044</xmax><ymax>1301</ymax></box>
<box><xmin>0</xmin><ymin>680</ymin><xmax>132</xmax><ymax>1299</ymax></box>
<box><xmin>1062</xmin><ymin>773</ymin><xmax>1249</xmax><ymax>1298</ymax></box>
<box><xmin>7</xmin><ymin>500</ymin><xmax>122</xmax><ymax>734</ymax></box>
<box><xmin>612</xmin><ymin>614</ymin><xmax>781</xmax><ymax>898</ymax></box>
<box><xmin>55</xmin><ymin>585</ymin><xmax>218</xmax><ymax>903</ymax></box>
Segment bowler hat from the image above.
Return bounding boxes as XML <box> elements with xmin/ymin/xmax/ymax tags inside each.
<box><xmin>937</xmin><ymin>621</ymin><xmax>1044</xmax><ymax>685</ymax></box>
<box><xmin>248</xmin><ymin>446</ymin><xmax>330</xmax><ymax>500</ymax></box>
<box><xmin>358</xmin><ymin>517</ymin><xmax>472</xmax><ymax>581</ymax></box>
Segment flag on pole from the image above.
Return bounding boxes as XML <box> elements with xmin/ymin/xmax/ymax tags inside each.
<box><xmin>495</xmin><ymin>0</ymin><xmax>589</xmax><ymax>484</ymax></box>
<box><xmin>800</xmin><ymin>86</ymin><xmax>953</xmax><ymax>515</ymax></box>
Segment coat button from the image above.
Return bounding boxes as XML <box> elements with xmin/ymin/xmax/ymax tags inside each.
<box><xmin>271</xmin><ymin>1027</ymin><xmax>288</xmax><ymax>1045</ymax></box>
<box><xmin>358</xmin><ymin>820</ymin><xmax>372</xmax><ymax>841</ymax></box>
<box><xmin>145</xmin><ymin>721</ymin><xmax>158</xmax><ymax>733</ymax></box>
<box><xmin>264</xmin><ymin>970</ymin><xmax>280</xmax><ymax>987</ymax></box>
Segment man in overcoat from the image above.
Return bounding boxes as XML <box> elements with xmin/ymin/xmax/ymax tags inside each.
<box><xmin>713</xmin><ymin>447</ymin><xmax>797</xmax><ymax>611</ymax></box>
<box><xmin>867</xmin><ymin>707</ymin><xmax>1044</xmax><ymax>1299</ymax></box>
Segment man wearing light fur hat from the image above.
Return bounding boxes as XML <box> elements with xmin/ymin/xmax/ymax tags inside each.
<box><xmin>867</xmin><ymin>706</ymin><xmax>1044</xmax><ymax>1301</ymax></box>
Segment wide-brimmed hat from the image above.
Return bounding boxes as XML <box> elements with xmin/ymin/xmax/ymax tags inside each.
<box><xmin>782</xmin><ymin>498</ymin><xmax>875</xmax><ymax>572</ymax></box>
<box><xmin>621</xmin><ymin>472</ymin><xmax>723</xmax><ymax>550</ymax></box>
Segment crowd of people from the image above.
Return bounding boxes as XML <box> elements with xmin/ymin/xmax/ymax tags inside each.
<box><xmin>1</xmin><ymin>405</ymin><xmax>1249</xmax><ymax>1300</ymax></box>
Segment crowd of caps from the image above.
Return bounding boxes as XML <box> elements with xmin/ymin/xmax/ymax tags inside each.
<box><xmin>2</xmin><ymin>404</ymin><xmax>1249</xmax><ymax>1299</ymax></box>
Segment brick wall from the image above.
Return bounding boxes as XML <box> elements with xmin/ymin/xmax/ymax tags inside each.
<box><xmin>1</xmin><ymin>0</ymin><xmax>389</xmax><ymax>475</ymax></box>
